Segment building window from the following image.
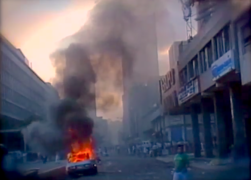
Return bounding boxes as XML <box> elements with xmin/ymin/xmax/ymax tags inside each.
<box><xmin>214</xmin><ymin>25</ymin><xmax>231</xmax><ymax>60</ymax></box>
<box><xmin>207</xmin><ymin>42</ymin><xmax>213</xmax><ymax>68</ymax></box>
<box><xmin>217</xmin><ymin>31</ymin><xmax>224</xmax><ymax>57</ymax></box>
<box><xmin>214</xmin><ymin>37</ymin><xmax>218</xmax><ymax>60</ymax></box>
<box><xmin>179</xmin><ymin>70</ymin><xmax>185</xmax><ymax>86</ymax></box>
<box><xmin>188</xmin><ymin>60</ymin><xmax>194</xmax><ymax>79</ymax></box>
<box><xmin>184</xmin><ymin>67</ymin><xmax>188</xmax><ymax>84</ymax></box>
<box><xmin>242</xmin><ymin>20</ymin><xmax>251</xmax><ymax>54</ymax></box>
<box><xmin>200</xmin><ymin>49</ymin><xmax>205</xmax><ymax>73</ymax></box>
<box><xmin>204</xmin><ymin>47</ymin><xmax>209</xmax><ymax>72</ymax></box>
<box><xmin>194</xmin><ymin>56</ymin><xmax>199</xmax><ymax>76</ymax></box>
<box><xmin>223</xmin><ymin>25</ymin><xmax>231</xmax><ymax>53</ymax></box>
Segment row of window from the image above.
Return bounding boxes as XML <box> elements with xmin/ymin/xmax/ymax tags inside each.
<box><xmin>1</xmin><ymin>70</ymin><xmax>45</xmax><ymax>103</ymax></box>
<box><xmin>2</xmin><ymin>47</ymin><xmax>45</xmax><ymax>96</ymax></box>
<box><xmin>1</xmin><ymin>84</ymin><xmax>43</xmax><ymax>115</ymax></box>
<box><xmin>179</xmin><ymin>25</ymin><xmax>231</xmax><ymax>85</ymax></box>
<box><xmin>1</xmin><ymin>99</ymin><xmax>32</xmax><ymax>120</ymax></box>
<box><xmin>241</xmin><ymin>14</ymin><xmax>251</xmax><ymax>54</ymax></box>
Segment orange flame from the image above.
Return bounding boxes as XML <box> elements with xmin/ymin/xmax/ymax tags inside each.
<box><xmin>67</xmin><ymin>135</ymin><xmax>96</xmax><ymax>163</ymax></box>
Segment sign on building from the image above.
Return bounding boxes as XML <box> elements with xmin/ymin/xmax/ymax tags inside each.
<box><xmin>165</xmin><ymin>115</ymin><xmax>184</xmax><ymax>126</ymax></box>
<box><xmin>211</xmin><ymin>50</ymin><xmax>235</xmax><ymax>81</ymax></box>
<box><xmin>178</xmin><ymin>78</ymin><xmax>199</xmax><ymax>105</ymax></box>
<box><xmin>159</xmin><ymin>69</ymin><xmax>175</xmax><ymax>93</ymax></box>
<box><xmin>163</xmin><ymin>91</ymin><xmax>178</xmax><ymax>111</ymax></box>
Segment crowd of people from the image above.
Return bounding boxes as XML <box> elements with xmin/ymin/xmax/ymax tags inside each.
<box><xmin>127</xmin><ymin>141</ymin><xmax>191</xmax><ymax>157</ymax></box>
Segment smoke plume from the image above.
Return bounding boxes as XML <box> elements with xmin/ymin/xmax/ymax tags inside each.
<box><xmin>51</xmin><ymin>0</ymin><xmax>144</xmax><ymax>117</ymax></box>
<box><xmin>24</xmin><ymin>0</ymin><xmax>166</xmax><ymax>155</ymax></box>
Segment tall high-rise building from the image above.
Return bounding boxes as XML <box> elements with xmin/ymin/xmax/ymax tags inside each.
<box><xmin>122</xmin><ymin>9</ymin><xmax>160</xmax><ymax>139</ymax></box>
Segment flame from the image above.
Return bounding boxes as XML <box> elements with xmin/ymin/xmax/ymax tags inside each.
<box><xmin>67</xmin><ymin>136</ymin><xmax>96</xmax><ymax>163</ymax></box>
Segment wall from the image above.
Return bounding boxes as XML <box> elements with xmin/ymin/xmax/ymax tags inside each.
<box><xmin>108</xmin><ymin>120</ymin><xmax>122</xmax><ymax>145</ymax></box>
<box><xmin>44</xmin><ymin>83</ymin><xmax>60</xmax><ymax>122</ymax></box>
<box><xmin>179</xmin><ymin>1</ymin><xmax>231</xmax><ymax>70</ymax></box>
<box><xmin>93</xmin><ymin>117</ymin><xmax>109</xmax><ymax>145</ymax></box>
<box><xmin>160</xmin><ymin>41</ymin><xmax>182</xmax><ymax>113</ymax></box>
<box><xmin>236</xmin><ymin>8</ymin><xmax>251</xmax><ymax>86</ymax></box>
<box><xmin>122</xmin><ymin>11</ymin><xmax>160</xmax><ymax>138</ymax></box>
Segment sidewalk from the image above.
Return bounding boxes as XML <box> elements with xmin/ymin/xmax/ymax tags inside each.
<box><xmin>18</xmin><ymin>160</ymin><xmax>67</xmax><ymax>174</ymax></box>
<box><xmin>156</xmin><ymin>154</ymin><xmax>249</xmax><ymax>171</ymax></box>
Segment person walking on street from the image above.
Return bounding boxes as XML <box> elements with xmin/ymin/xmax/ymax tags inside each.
<box><xmin>128</xmin><ymin>147</ymin><xmax>131</xmax><ymax>155</ymax></box>
<box><xmin>117</xmin><ymin>146</ymin><xmax>120</xmax><ymax>155</ymax></box>
<box><xmin>173</xmin><ymin>144</ymin><xmax>189</xmax><ymax>180</ymax></box>
<box><xmin>42</xmin><ymin>155</ymin><xmax>47</xmax><ymax>164</ymax></box>
<box><xmin>143</xmin><ymin>146</ymin><xmax>148</xmax><ymax>157</ymax></box>
<box><xmin>55</xmin><ymin>152</ymin><xmax>59</xmax><ymax>163</ymax></box>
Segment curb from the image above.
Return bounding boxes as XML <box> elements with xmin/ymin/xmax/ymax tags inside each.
<box><xmin>156</xmin><ymin>157</ymin><xmax>246</xmax><ymax>172</ymax></box>
<box><xmin>38</xmin><ymin>165</ymin><xmax>65</xmax><ymax>175</ymax></box>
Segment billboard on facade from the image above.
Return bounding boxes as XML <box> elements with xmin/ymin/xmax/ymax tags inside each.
<box><xmin>211</xmin><ymin>50</ymin><xmax>235</xmax><ymax>81</ymax></box>
<box><xmin>177</xmin><ymin>78</ymin><xmax>199</xmax><ymax>105</ymax></box>
<box><xmin>165</xmin><ymin>115</ymin><xmax>184</xmax><ymax>127</ymax></box>
<box><xmin>159</xmin><ymin>69</ymin><xmax>175</xmax><ymax>94</ymax></box>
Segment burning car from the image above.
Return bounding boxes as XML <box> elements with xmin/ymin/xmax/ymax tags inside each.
<box><xmin>65</xmin><ymin>137</ymin><xmax>98</xmax><ymax>178</ymax></box>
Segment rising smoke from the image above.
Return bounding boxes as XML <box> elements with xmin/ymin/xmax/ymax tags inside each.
<box><xmin>24</xmin><ymin>0</ymin><xmax>166</xmax><ymax>155</ymax></box>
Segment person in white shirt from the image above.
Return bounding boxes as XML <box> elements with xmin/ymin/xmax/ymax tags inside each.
<box><xmin>128</xmin><ymin>147</ymin><xmax>131</xmax><ymax>155</ymax></box>
<box><xmin>55</xmin><ymin>152</ymin><xmax>59</xmax><ymax>163</ymax></box>
<box><xmin>143</xmin><ymin>147</ymin><xmax>148</xmax><ymax>157</ymax></box>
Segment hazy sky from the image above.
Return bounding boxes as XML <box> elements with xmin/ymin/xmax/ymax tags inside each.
<box><xmin>1</xmin><ymin>0</ymin><xmax>193</xmax><ymax>120</ymax></box>
<box><xmin>2</xmin><ymin>0</ymin><xmax>96</xmax><ymax>82</ymax></box>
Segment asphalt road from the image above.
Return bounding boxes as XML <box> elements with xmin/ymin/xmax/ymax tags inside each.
<box><xmin>64</xmin><ymin>155</ymin><xmax>250</xmax><ymax>180</ymax></box>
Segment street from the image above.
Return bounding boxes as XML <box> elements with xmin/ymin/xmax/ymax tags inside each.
<box><xmin>65</xmin><ymin>156</ymin><xmax>173</xmax><ymax>180</ymax></box>
<box><xmin>63</xmin><ymin>155</ymin><xmax>249</xmax><ymax>180</ymax></box>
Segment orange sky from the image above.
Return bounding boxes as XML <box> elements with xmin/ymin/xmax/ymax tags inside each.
<box><xmin>2</xmin><ymin>0</ymin><xmax>96</xmax><ymax>82</ymax></box>
<box><xmin>1</xmin><ymin>0</ymin><xmax>192</xmax><ymax>120</ymax></box>
<box><xmin>2</xmin><ymin>0</ymin><xmax>191</xmax><ymax>82</ymax></box>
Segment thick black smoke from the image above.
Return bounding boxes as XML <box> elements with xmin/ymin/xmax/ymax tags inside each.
<box><xmin>52</xmin><ymin>0</ymin><xmax>140</xmax><ymax>116</ymax></box>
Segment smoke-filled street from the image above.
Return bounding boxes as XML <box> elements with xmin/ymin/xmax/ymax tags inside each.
<box><xmin>63</xmin><ymin>155</ymin><xmax>248</xmax><ymax>180</ymax></box>
<box><xmin>66</xmin><ymin>156</ymin><xmax>173</xmax><ymax>180</ymax></box>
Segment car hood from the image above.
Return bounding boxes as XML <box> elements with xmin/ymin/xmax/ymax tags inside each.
<box><xmin>67</xmin><ymin>160</ymin><xmax>95</xmax><ymax>167</ymax></box>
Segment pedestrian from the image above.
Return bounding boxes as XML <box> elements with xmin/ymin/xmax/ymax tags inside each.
<box><xmin>117</xmin><ymin>146</ymin><xmax>120</xmax><ymax>155</ymax></box>
<box><xmin>173</xmin><ymin>144</ymin><xmax>189</xmax><ymax>180</ymax></box>
<box><xmin>143</xmin><ymin>146</ymin><xmax>148</xmax><ymax>157</ymax></box>
<box><xmin>42</xmin><ymin>155</ymin><xmax>47</xmax><ymax>164</ymax></box>
<box><xmin>152</xmin><ymin>143</ymin><xmax>157</xmax><ymax>157</ymax></box>
<box><xmin>55</xmin><ymin>152</ymin><xmax>59</xmax><ymax>163</ymax></box>
<box><xmin>128</xmin><ymin>147</ymin><xmax>131</xmax><ymax>155</ymax></box>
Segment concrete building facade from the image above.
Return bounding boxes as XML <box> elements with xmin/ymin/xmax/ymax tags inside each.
<box><xmin>44</xmin><ymin>83</ymin><xmax>60</xmax><ymax>122</ymax></box>
<box><xmin>122</xmin><ymin>11</ymin><xmax>160</xmax><ymax>142</ymax></box>
<box><xmin>172</xmin><ymin>1</ymin><xmax>250</xmax><ymax>158</ymax></box>
<box><xmin>108</xmin><ymin>120</ymin><xmax>122</xmax><ymax>146</ymax></box>
<box><xmin>93</xmin><ymin>117</ymin><xmax>109</xmax><ymax>146</ymax></box>
<box><xmin>0</xmin><ymin>35</ymin><xmax>61</xmax><ymax>151</ymax></box>
<box><xmin>1</xmin><ymin>35</ymin><xmax>48</xmax><ymax>130</ymax></box>
<box><xmin>156</xmin><ymin>1</ymin><xmax>251</xmax><ymax>159</ymax></box>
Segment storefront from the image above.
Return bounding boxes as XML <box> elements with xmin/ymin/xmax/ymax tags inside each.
<box><xmin>0</xmin><ymin>129</ymin><xmax>25</xmax><ymax>152</ymax></box>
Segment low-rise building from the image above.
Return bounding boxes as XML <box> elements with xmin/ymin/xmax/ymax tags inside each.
<box><xmin>175</xmin><ymin>0</ymin><xmax>251</xmax><ymax>158</ymax></box>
